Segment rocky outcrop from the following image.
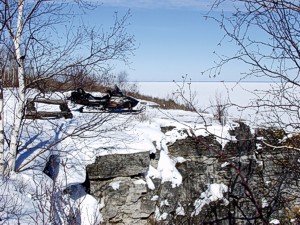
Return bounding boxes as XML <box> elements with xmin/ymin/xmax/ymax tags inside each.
<box><xmin>86</xmin><ymin>151</ymin><xmax>150</xmax><ymax>179</ymax></box>
<box><xmin>86</xmin><ymin>151</ymin><xmax>153</xmax><ymax>224</ymax></box>
<box><xmin>85</xmin><ymin>123</ymin><xmax>300</xmax><ymax>225</ymax></box>
<box><xmin>90</xmin><ymin>177</ymin><xmax>155</xmax><ymax>225</ymax></box>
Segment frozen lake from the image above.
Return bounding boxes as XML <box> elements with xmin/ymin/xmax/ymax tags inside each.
<box><xmin>136</xmin><ymin>81</ymin><xmax>285</xmax><ymax>126</ymax></box>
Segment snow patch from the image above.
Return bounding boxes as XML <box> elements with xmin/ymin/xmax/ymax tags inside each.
<box><xmin>133</xmin><ymin>179</ymin><xmax>146</xmax><ymax>185</ymax></box>
<box><xmin>109</xmin><ymin>181</ymin><xmax>121</xmax><ymax>190</ymax></box>
<box><xmin>70</xmin><ymin>185</ymin><xmax>103</xmax><ymax>224</ymax></box>
<box><xmin>192</xmin><ymin>183</ymin><xmax>229</xmax><ymax>216</ymax></box>
<box><xmin>151</xmin><ymin>195</ymin><xmax>159</xmax><ymax>201</ymax></box>
<box><xmin>221</xmin><ymin>162</ymin><xmax>230</xmax><ymax>167</ymax></box>
<box><xmin>175</xmin><ymin>156</ymin><xmax>186</xmax><ymax>163</ymax></box>
<box><xmin>145</xmin><ymin>165</ymin><xmax>160</xmax><ymax>190</ymax></box>
<box><xmin>176</xmin><ymin>202</ymin><xmax>185</xmax><ymax>216</ymax></box>
<box><xmin>270</xmin><ymin>219</ymin><xmax>280</xmax><ymax>224</ymax></box>
<box><xmin>160</xmin><ymin>199</ymin><xmax>170</xmax><ymax>207</ymax></box>
<box><xmin>165</xmin><ymin>128</ymin><xmax>188</xmax><ymax>145</ymax></box>
<box><xmin>155</xmin><ymin>206</ymin><xmax>168</xmax><ymax>221</ymax></box>
<box><xmin>262</xmin><ymin>198</ymin><xmax>268</xmax><ymax>208</ymax></box>
<box><xmin>157</xmin><ymin>151</ymin><xmax>182</xmax><ymax>188</ymax></box>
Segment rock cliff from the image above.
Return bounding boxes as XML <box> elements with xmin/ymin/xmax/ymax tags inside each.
<box><xmin>85</xmin><ymin>122</ymin><xmax>300</xmax><ymax>225</ymax></box>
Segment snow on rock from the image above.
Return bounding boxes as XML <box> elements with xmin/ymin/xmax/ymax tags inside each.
<box><xmin>262</xmin><ymin>198</ymin><xmax>269</xmax><ymax>208</ymax></box>
<box><xmin>197</xmin><ymin>124</ymin><xmax>236</xmax><ymax>148</ymax></box>
<box><xmin>109</xmin><ymin>181</ymin><xmax>122</xmax><ymax>190</ymax></box>
<box><xmin>175</xmin><ymin>156</ymin><xmax>186</xmax><ymax>163</ymax></box>
<box><xmin>78</xmin><ymin>194</ymin><xmax>103</xmax><ymax>224</ymax></box>
<box><xmin>221</xmin><ymin>162</ymin><xmax>230</xmax><ymax>168</ymax></box>
<box><xmin>191</xmin><ymin>183</ymin><xmax>229</xmax><ymax>217</ymax></box>
<box><xmin>176</xmin><ymin>202</ymin><xmax>185</xmax><ymax>216</ymax></box>
<box><xmin>133</xmin><ymin>179</ymin><xmax>147</xmax><ymax>185</ymax></box>
<box><xmin>160</xmin><ymin>199</ymin><xmax>170</xmax><ymax>207</ymax></box>
<box><xmin>0</xmin><ymin>170</ymin><xmax>102</xmax><ymax>225</ymax></box>
<box><xmin>68</xmin><ymin>185</ymin><xmax>103</xmax><ymax>225</ymax></box>
<box><xmin>157</xmin><ymin>151</ymin><xmax>182</xmax><ymax>188</ymax></box>
<box><xmin>146</xmin><ymin>150</ymin><xmax>184</xmax><ymax>189</ymax></box>
<box><xmin>155</xmin><ymin>206</ymin><xmax>168</xmax><ymax>221</ymax></box>
<box><xmin>270</xmin><ymin>219</ymin><xmax>280</xmax><ymax>224</ymax></box>
<box><xmin>151</xmin><ymin>195</ymin><xmax>159</xmax><ymax>201</ymax></box>
<box><xmin>145</xmin><ymin>165</ymin><xmax>160</xmax><ymax>190</ymax></box>
<box><xmin>56</xmin><ymin>159</ymin><xmax>87</xmax><ymax>189</ymax></box>
<box><xmin>164</xmin><ymin>128</ymin><xmax>188</xmax><ymax>145</ymax></box>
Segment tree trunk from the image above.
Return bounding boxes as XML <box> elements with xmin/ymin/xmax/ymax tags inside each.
<box><xmin>0</xmin><ymin>78</ymin><xmax>4</xmax><ymax>175</ymax></box>
<box><xmin>7</xmin><ymin>0</ymin><xmax>25</xmax><ymax>174</ymax></box>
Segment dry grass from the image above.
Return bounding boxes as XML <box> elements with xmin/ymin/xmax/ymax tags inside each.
<box><xmin>7</xmin><ymin>76</ymin><xmax>194</xmax><ymax>111</ymax></box>
<box><xmin>127</xmin><ymin>91</ymin><xmax>194</xmax><ymax>111</ymax></box>
<box><xmin>48</xmin><ymin>80</ymin><xmax>194</xmax><ymax>111</ymax></box>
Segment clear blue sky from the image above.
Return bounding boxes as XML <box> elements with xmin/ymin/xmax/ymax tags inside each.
<box><xmin>84</xmin><ymin>1</ymin><xmax>245</xmax><ymax>82</ymax></box>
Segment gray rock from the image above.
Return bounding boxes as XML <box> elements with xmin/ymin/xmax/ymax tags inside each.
<box><xmin>86</xmin><ymin>151</ymin><xmax>150</xmax><ymax>179</ymax></box>
<box><xmin>85</xmin><ymin>122</ymin><xmax>300</xmax><ymax>225</ymax></box>
<box><xmin>89</xmin><ymin>177</ymin><xmax>155</xmax><ymax>224</ymax></box>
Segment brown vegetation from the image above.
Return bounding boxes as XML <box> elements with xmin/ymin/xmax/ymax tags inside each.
<box><xmin>127</xmin><ymin>91</ymin><xmax>194</xmax><ymax>111</ymax></box>
<box><xmin>2</xmin><ymin>69</ymin><xmax>194</xmax><ymax>111</ymax></box>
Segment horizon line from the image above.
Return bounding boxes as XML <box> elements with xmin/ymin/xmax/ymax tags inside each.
<box><xmin>94</xmin><ymin>0</ymin><xmax>240</xmax><ymax>12</ymax></box>
<box><xmin>128</xmin><ymin>80</ymin><xmax>279</xmax><ymax>83</ymax></box>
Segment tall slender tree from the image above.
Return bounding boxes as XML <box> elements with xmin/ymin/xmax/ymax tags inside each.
<box><xmin>0</xmin><ymin>0</ymin><xmax>135</xmax><ymax>174</ymax></box>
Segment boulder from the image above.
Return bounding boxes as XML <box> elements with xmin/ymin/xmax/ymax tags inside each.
<box><xmin>86</xmin><ymin>151</ymin><xmax>150</xmax><ymax>180</ymax></box>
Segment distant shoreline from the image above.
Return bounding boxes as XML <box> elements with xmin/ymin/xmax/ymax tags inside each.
<box><xmin>130</xmin><ymin>80</ymin><xmax>278</xmax><ymax>83</ymax></box>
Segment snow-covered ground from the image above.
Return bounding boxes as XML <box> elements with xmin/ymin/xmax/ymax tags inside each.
<box><xmin>0</xmin><ymin>85</ymin><xmax>280</xmax><ymax>224</ymax></box>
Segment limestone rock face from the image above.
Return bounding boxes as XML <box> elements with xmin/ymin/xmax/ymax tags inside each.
<box><xmin>168</xmin><ymin>135</ymin><xmax>221</xmax><ymax>159</ymax></box>
<box><xmin>86</xmin><ymin>151</ymin><xmax>150</xmax><ymax>179</ymax></box>
<box><xmin>85</xmin><ymin>123</ymin><xmax>299</xmax><ymax>225</ymax></box>
<box><xmin>86</xmin><ymin>151</ymin><xmax>154</xmax><ymax>224</ymax></box>
<box><xmin>90</xmin><ymin>177</ymin><xmax>155</xmax><ymax>225</ymax></box>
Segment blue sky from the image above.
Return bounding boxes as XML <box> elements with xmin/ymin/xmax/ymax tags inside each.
<box><xmin>84</xmin><ymin>1</ymin><xmax>244</xmax><ymax>82</ymax></box>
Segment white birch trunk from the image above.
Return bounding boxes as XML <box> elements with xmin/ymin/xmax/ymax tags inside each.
<box><xmin>0</xmin><ymin>79</ymin><xmax>4</xmax><ymax>175</ymax></box>
<box><xmin>7</xmin><ymin>0</ymin><xmax>25</xmax><ymax>174</ymax></box>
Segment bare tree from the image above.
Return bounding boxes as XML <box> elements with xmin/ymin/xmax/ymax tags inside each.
<box><xmin>177</xmin><ymin>0</ymin><xmax>300</xmax><ymax>223</ymax></box>
<box><xmin>161</xmin><ymin>90</ymin><xmax>300</xmax><ymax>224</ymax></box>
<box><xmin>0</xmin><ymin>51</ymin><xmax>4</xmax><ymax>175</ymax></box>
<box><xmin>207</xmin><ymin>0</ymin><xmax>300</xmax><ymax>131</ymax></box>
<box><xmin>0</xmin><ymin>80</ymin><xmax>3</xmax><ymax>175</ymax></box>
<box><xmin>210</xmin><ymin>91</ymin><xmax>229</xmax><ymax>125</ymax></box>
<box><xmin>0</xmin><ymin>0</ymin><xmax>16</xmax><ymax>175</ymax></box>
<box><xmin>0</xmin><ymin>0</ymin><xmax>135</xmax><ymax>174</ymax></box>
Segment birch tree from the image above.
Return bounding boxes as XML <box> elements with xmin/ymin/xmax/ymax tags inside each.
<box><xmin>0</xmin><ymin>75</ymin><xmax>3</xmax><ymax>175</ymax></box>
<box><xmin>0</xmin><ymin>0</ymin><xmax>12</xmax><ymax>175</ymax></box>
<box><xmin>0</xmin><ymin>0</ymin><xmax>135</xmax><ymax>175</ymax></box>
<box><xmin>5</xmin><ymin>0</ymin><xmax>25</xmax><ymax>175</ymax></box>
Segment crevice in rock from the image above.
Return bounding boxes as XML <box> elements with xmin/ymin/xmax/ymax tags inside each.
<box><xmin>161</xmin><ymin>126</ymin><xmax>176</xmax><ymax>133</ymax></box>
<box><xmin>43</xmin><ymin>154</ymin><xmax>60</xmax><ymax>179</ymax></box>
<box><xmin>82</xmin><ymin>171</ymin><xmax>91</xmax><ymax>194</ymax></box>
<box><xmin>149</xmin><ymin>152</ymin><xmax>156</xmax><ymax>160</ymax></box>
